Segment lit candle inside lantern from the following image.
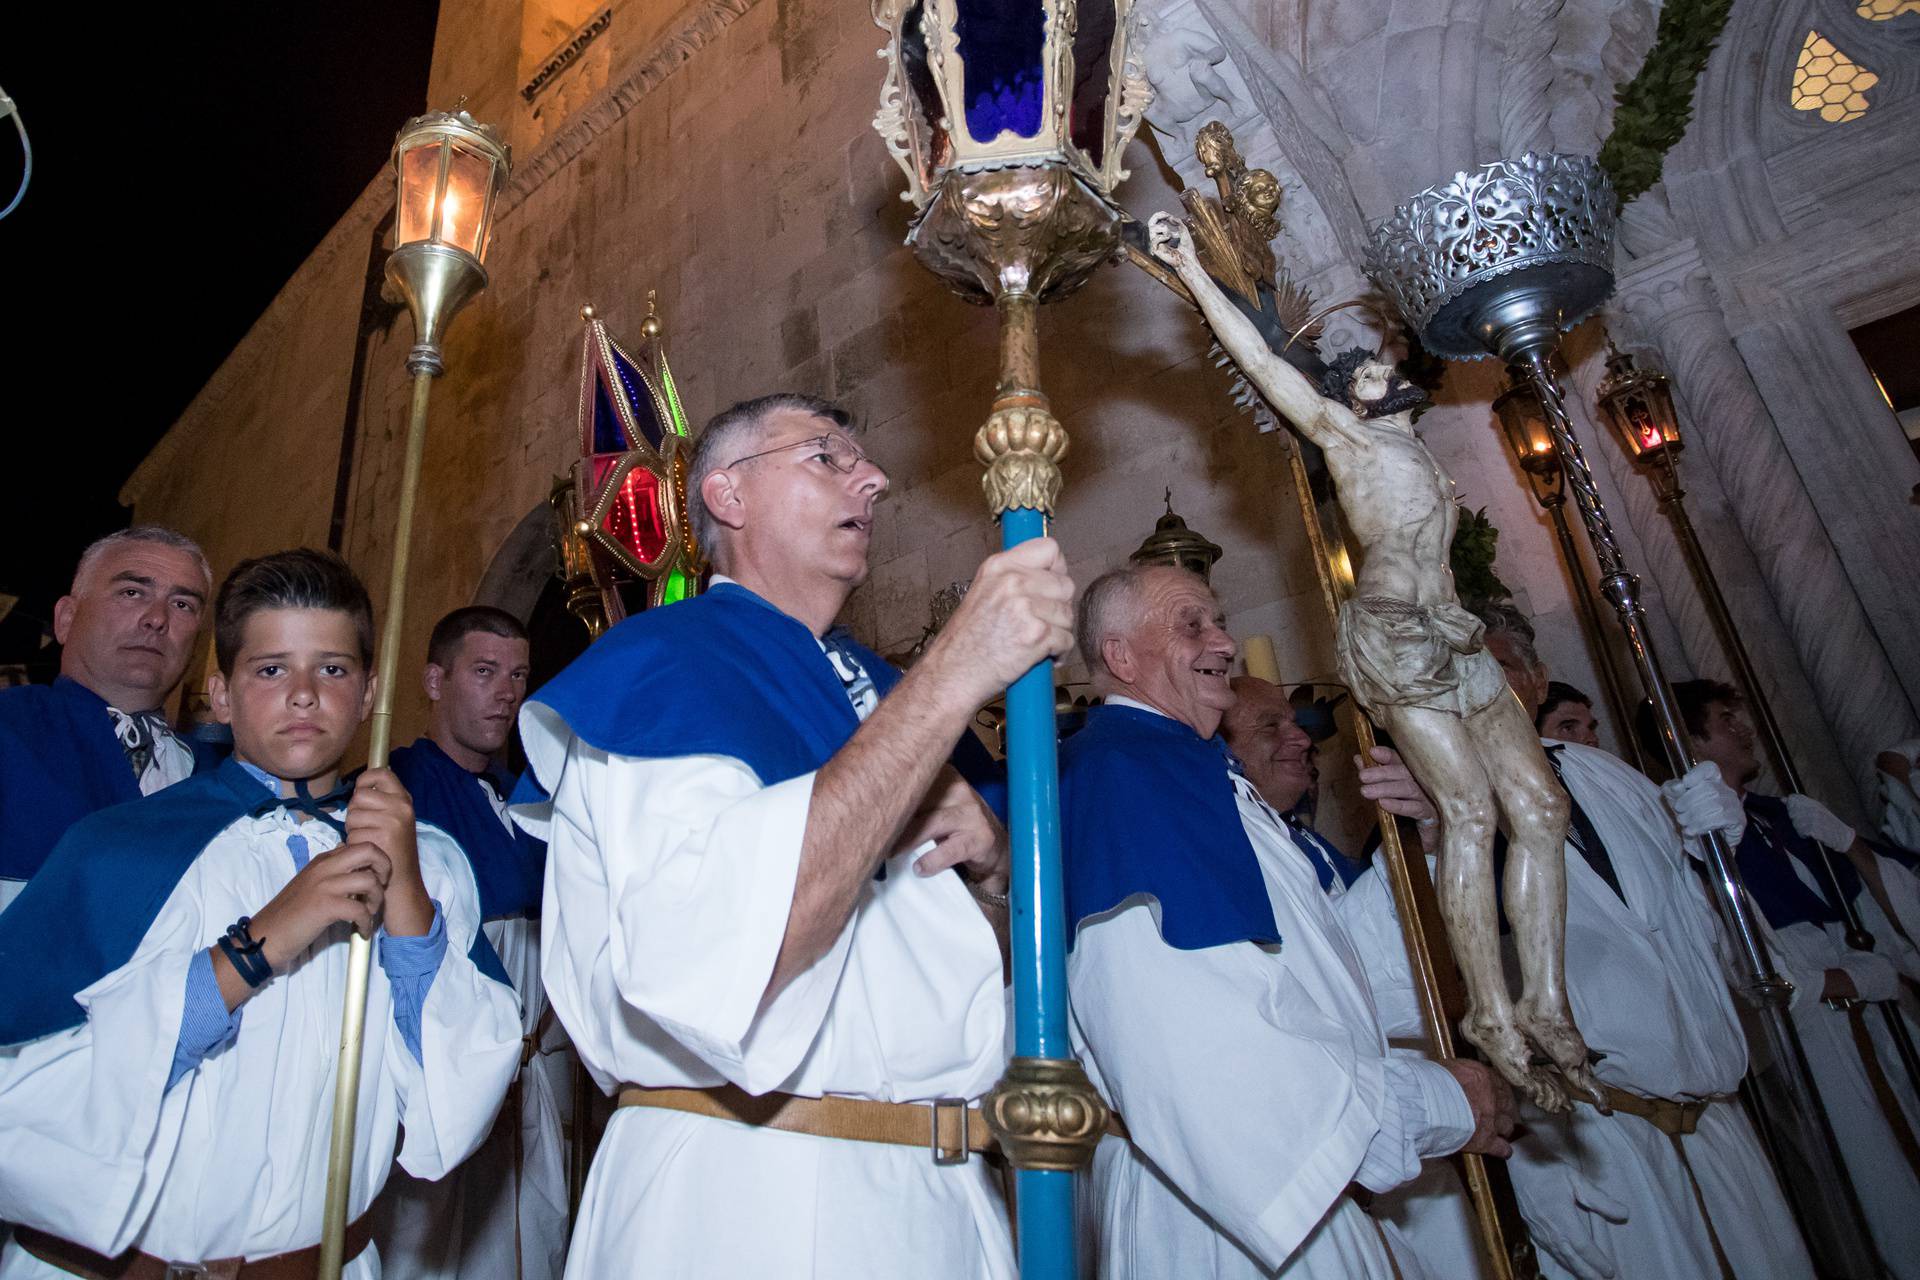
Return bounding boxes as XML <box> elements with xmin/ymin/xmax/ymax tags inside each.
<box><xmin>1242</xmin><ymin>633</ymin><xmax>1281</xmax><ymax>684</ymax></box>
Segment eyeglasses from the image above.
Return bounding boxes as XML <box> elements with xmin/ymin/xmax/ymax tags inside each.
<box><xmin>722</xmin><ymin>434</ymin><xmax>877</xmax><ymax>477</ymax></box>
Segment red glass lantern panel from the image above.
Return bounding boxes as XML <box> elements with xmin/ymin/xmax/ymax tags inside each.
<box><xmin>589</xmin><ymin>455</ymin><xmax>672</xmax><ymax>567</ymax></box>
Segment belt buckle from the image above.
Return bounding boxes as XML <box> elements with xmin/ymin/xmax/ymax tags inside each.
<box><xmin>163</xmin><ymin>1266</ymin><xmax>210</xmax><ymax>1279</ymax></box>
<box><xmin>931</xmin><ymin>1096</ymin><xmax>969</xmax><ymax>1166</ymax></box>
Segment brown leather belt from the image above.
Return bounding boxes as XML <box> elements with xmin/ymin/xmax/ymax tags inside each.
<box><xmin>13</xmin><ymin>1214</ymin><xmax>373</xmax><ymax>1280</ymax></box>
<box><xmin>617</xmin><ymin>1083</ymin><xmax>993</xmax><ymax>1164</ymax></box>
<box><xmin>1593</xmin><ymin>1084</ymin><xmax>1719</xmax><ymax>1136</ymax></box>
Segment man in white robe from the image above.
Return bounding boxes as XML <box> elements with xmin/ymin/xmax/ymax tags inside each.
<box><xmin>1221</xmin><ymin>674</ymin><xmax>1491</xmax><ymax>1280</ymax></box>
<box><xmin>379</xmin><ymin>606</ymin><xmax>569</xmax><ymax>1280</ymax></box>
<box><xmin>516</xmin><ymin>393</ymin><xmax>1074</xmax><ymax>1278</ymax></box>
<box><xmin>0</xmin><ymin>547</ymin><xmax>521</xmax><ymax>1277</ymax></box>
<box><xmin>0</xmin><ymin>527</ymin><xmax>213</xmax><ymax>911</ymax></box>
<box><xmin>1476</xmin><ymin>607</ymin><xmax>1815</xmax><ymax>1280</ymax></box>
<box><xmin>1672</xmin><ymin>675</ymin><xmax>1920</xmax><ymax>1278</ymax></box>
<box><xmin>1062</xmin><ymin>564</ymin><xmax>1516</xmax><ymax>1280</ymax></box>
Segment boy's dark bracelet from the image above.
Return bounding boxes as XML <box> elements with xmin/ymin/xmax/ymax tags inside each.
<box><xmin>218</xmin><ymin>917</ymin><xmax>274</xmax><ymax>988</ymax></box>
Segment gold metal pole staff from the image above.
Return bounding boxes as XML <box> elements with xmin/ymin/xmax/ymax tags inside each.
<box><xmin>317</xmin><ymin>107</ymin><xmax>511</xmax><ymax>1279</ymax></box>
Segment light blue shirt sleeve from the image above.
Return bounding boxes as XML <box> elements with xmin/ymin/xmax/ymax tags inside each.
<box><xmin>379</xmin><ymin>900</ymin><xmax>448</xmax><ymax>1065</ymax></box>
<box><xmin>168</xmin><ymin>949</ymin><xmax>243</xmax><ymax>1090</ymax></box>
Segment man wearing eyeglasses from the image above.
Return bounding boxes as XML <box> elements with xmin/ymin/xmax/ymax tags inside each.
<box><xmin>515</xmin><ymin>393</ymin><xmax>1072</xmax><ymax>1278</ymax></box>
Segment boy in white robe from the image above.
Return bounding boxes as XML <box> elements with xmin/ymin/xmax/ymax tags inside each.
<box><xmin>1063</xmin><ymin>566</ymin><xmax>1516</xmax><ymax>1280</ymax></box>
<box><xmin>0</xmin><ymin>548</ymin><xmax>521</xmax><ymax>1278</ymax></box>
<box><xmin>1475</xmin><ymin>613</ymin><xmax>1815</xmax><ymax>1280</ymax></box>
<box><xmin>1674</xmin><ymin>676</ymin><xmax>1920</xmax><ymax>1279</ymax></box>
<box><xmin>515</xmin><ymin>395</ymin><xmax>1072</xmax><ymax>1278</ymax></box>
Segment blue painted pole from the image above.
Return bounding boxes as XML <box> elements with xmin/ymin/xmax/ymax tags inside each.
<box><xmin>999</xmin><ymin>502</ymin><xmax>1077</xmax><ymax>1278</ymax></box>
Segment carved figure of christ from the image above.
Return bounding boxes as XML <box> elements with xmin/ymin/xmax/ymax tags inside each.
<box><xmin>1149</xmin><ymin>213</ymin><xmax>1602</xmax><ymax>1113</ymax></box>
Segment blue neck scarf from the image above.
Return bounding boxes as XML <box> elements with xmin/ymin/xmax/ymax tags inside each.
<box><xmin>1061</xmin><ymin>704</ymin><xmax>1280</xmax><ymax>951</ymax></box>
<box><xmin>0</xmin><ymin>756</ymin><xmax>507</xmax><ymax>1046</ymax></box>
<box><xmin>1736</xmin><ymin>792</ymin><xmax>1862</xmax><ymax>930</ymax></box>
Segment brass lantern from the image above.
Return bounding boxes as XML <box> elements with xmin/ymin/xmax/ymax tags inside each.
<box><xmin>1493</xmin><ymin>372</ymin><xmax>1566</xmax><ymax>508</ymax></box>
<box><xmin>1595</xmin><ymin>345</ymin><xmax>1682</xmax><ymax>463</ymax></box>
<box><xmin>386</xmin><ymin>107</ymin><xmax>511</xmax><ymax>374</ymax></box>
<box><xmin>1129</xmin><ymin>490</ymin><xmax>1223</xmax><ymax>582</ymax></box>
<box><xmin>873</xmin><ymin>0</ymin><xmax>1148</xmax><ymax>211</ymax></box>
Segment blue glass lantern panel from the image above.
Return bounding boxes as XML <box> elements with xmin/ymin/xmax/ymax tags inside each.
<box><xmin>953</xmin><ymin>0</ymin><xmax>1045</xmax><ymax>141</ymax></box>
<box><xmin>611</xmin><ymin>346</ymin><xmax>668</xmax><ymax>448</ymax></box>
<box><xmin>591</xmin><ymin>378</ymin><xmax>628</xmax><ymax>454</ymax></box>
<box><xmin>1069</xmin><ymin>0</ymin><xmax>1117</xmax><ymax>164</ymax></box>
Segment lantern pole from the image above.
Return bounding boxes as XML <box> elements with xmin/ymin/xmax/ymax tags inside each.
<box><xmin>1367</xmin><ymin>152</ymin><xmax>1881</xmax><ymax>1278</ymax></box>
<box><xmin>1493</xmin><ymin>378</ymin><xmax>1645</xmax><ymax>770</ymax></box>
<box><xmin>317</xmin><ymin>108</ymin><xmax>507</xmax><ymax>1280</ymax></box>
<box><xmin>1597</xmin><ymin>351</ymin><xmax>1920</xmax><ymax>1103</ymax></box>
<box><xmin>870</xmin><ymin>3</ymin><xmax>1151</xmax><ymax>1272</ymax></box>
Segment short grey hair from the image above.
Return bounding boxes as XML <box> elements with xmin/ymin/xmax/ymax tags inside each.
<box><xmin>1471</xmin><ymin>598</ymin><xmax>1539</xmax><ymax>667</ymax></box>
<box><xmin>72</xmin><ymin>526</ymin><xmax>211</xmax><ymax>595</ymax></box>
<box><xmin>685</xmin><ymin>392</ymin><xmax>851</xmax><ymax>567</ymax></box>
<box><xmin>1075</xmin><ymin>565</ymin><xmax>1163</xmax><ymax>679</ymax></box>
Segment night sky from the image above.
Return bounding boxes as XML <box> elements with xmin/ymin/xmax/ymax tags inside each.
<box><xmin>0</xmin><ymin>4</ymin><xmax>440</xmax><ymax>676</ymax></box>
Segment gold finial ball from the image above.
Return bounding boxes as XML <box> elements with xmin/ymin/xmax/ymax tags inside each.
<box><xmin>640</xmin><ymin>314</ymin><xmax>663</xmax><ymax>338</ymax></box>
<box><xmin>581</xmin><ymin>304</ymin><xmax>597</xmax><ymax>321</ymax></box>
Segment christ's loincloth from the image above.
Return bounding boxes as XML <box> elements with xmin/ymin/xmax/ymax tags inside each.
<box><xmin>1335</xmin><ymin>595</ymin><xmax>1511</xmax><ymax>718</ymax></box>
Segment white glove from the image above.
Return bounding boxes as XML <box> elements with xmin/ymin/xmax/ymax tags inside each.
<box><xmin>1662</xmin><ymin>762</ymin><xmax>1747</xmax><ymax>844</ymax></box>
<box><xmin>1786</xmin><ymin>793</ymin><xmax>1857</xmax><ymax>851</ymax></box>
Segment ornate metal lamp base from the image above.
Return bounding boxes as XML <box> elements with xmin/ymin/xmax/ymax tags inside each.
<box><xmin>910</xmin><ymin>166</ymin><xmax>1122</xmax><ymax>305</ymax></box>
<box><xmin>982</xmin><ymin>1056</ymin><xmax>1110</xmax><ymax>1172</ymax></box>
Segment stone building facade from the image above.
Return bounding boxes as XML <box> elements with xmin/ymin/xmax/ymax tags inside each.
<box><xmin>123</xmin><ymin>0</ymin><xmax>1920</xmax><ymax>847</ymax></box>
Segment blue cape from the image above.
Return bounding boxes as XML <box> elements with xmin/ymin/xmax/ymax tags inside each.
<box><xmin>0</xmin><ymin>677</ymin><xmax>217</xmax><ymax>883</ymax></box>
<box><xmin>392</xmin><ymin>738</ymin><xmax>545</xmax><ymax>923</ymax></box>
<box><xmin>521</xmin><ymin>580</ymin><xmax>1004</xmax><ymax>803</ymax></box>
<box><xmin>525</xmin><ymin>582</ymin><xmax>905</xmax><ymax>785</ymax></box>
<box><xmin>0</xmin><ymin>756</ymin><xmax>506</xmax><ymax>1046</ymax></box>
<box><xmin>1736</xmin><ymin>792</ymin><xmax>1862</xmax><ymax>930</ymax></box>
<box><xmin>1060</xmin><ymin>704</ymin><xmax>1280</xmax><ymax>951</ymax></box>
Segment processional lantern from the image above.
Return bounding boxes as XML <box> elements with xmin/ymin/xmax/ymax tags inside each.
<box><xmin>563</xmin><ymin>296</ymin><xmax>701</xmax><ymax>629</ymax></box>
<box><xmin>1367</xmin><ymin>152</ymin><xmax>1878</xmax><ymax>1264</ymax></box>
<box><xmin>386</xmin><ymin>108</ymin><xmax>511</xmax><ymax>375</ymax></box>
<box><xmin>1129</xmin><ymin>490</ymin><xmax>1223</xmax><ymax>582</ymax></box>
<box><xmin>1492</xmin><ymin>375</ymin><xmax>1563</xmax><ymax>503</ymax></box>
<box><xmin>319</xmin><ymin>105</ymin><xmax>511</xmax><ymax>1280</ymax></box>
<box><xmin>871</xmin><ymin>2</ymin><xmax>1147</xmax><ymax>1273</ymax></box>
<box><xmin>1595</xmin><ymin>345</ymin><xmax>1681</xmax><ymax>461</ymax></box>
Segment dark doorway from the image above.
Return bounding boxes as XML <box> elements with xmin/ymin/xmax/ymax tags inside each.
<box><xmin>1850</xmin><ymin>304</ymin><xmax>1920</xmax><ymax>466</ymax></box>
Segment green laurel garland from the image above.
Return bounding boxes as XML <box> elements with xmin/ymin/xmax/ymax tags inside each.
<box><xmin>1450</xmin><ymin>504</ymin><xmax>1515</xmax><ymax>607</ymax></box>
<box><xmin>1596</xmin><ymin>0</ymin><xmax>1736</xmax><ymax>203</ymax></box>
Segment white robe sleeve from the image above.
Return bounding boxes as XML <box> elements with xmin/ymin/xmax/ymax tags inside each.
<box><xmin>550</xmin><ymin>744</ymin><xmax>849</xmax><ymax>1094</ymax></box>
<box><xmin>385</xmin><ymin>826</ymin><xmax>523</xmax><ymax>1181</ymax></box>
<box><xmin>1069</xmin><ymin>899</ymin><xmax>1457</xmax><ymax>1272</ymax></box>
<box><xmin>1333</xmin><ymin>866</ymin><xmax>1426</xmax><ymax>1041</ymax></box>
<box><xmin>0</xmin><ymin>882</ymin><xmax>205</xmax><ymax>1253</ymax></box>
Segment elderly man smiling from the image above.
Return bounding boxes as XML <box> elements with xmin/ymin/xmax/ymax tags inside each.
<box><xmin>1060</xmin><ymin>563</ymin><xmax>1514</xmax><ymax>1280</ymax></box>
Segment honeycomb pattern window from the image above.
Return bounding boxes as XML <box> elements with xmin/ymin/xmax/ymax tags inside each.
<box><xmin>1792</xmin><ymin>30</ymin><xmax>1879</xmax><ymax>122</ymax></box>
<box><xmin>1857</xmin><ymin>0</ymin><xmax>1920</xmax><ymax>19</ymax></box>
